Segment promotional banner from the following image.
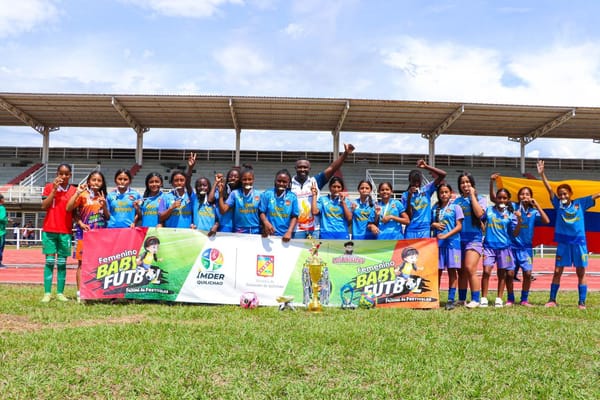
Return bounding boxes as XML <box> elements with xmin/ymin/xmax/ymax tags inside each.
<box><xmin>498</xmin><ymin>176</ymin><xmax>600</xmax><ymax>252</ymax></box>
<box><xmin>81</xmin><ymin>228</ymin><xmax>440</xmax><ymax>308</ymax></box>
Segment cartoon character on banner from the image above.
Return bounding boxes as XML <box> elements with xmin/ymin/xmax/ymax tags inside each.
<box><xmin>395</xmin><ymin>246</ymin><xmax>424</xmax><ymax>293</ymax></box>
<box><xmin>136</xmin><ymin>236</ymin><xmax>163</xmax><ymax>284</ymax></box>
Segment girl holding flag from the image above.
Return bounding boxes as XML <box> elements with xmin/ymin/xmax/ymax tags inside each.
<box><xmin>538</xmin><ymin>160</ymin><xmax>600</xmax><ymax>309</ymax></box>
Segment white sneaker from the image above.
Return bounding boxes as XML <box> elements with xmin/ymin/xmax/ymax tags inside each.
<box><xmin>495</xmin><ymin>297</ymin><xmax>503</xmax><ymax>308</ymax></box>
<box><xmin>465</xmin><ymin>301</ymin><xmax>480</xmax><ymax>309</ymax></box>
<box><xmin>480</xmin><ymin>298</ymin><xmax>489</xmax><ymax>308</ymax></box>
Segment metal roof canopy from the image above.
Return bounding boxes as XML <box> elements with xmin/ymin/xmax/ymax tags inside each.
<box><xmin>1</xmin><ymin>93</ymin><xmax>599</xmax><ymax>172</ymax></box>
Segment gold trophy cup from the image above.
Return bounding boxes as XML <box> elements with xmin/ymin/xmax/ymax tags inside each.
<box><xmin>306</xmin><ymin>241</ymin><xmax>325</xmax><ymax>312</ymax></box>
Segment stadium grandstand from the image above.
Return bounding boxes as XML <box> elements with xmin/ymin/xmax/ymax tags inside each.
<box><xmin>1</xmin><ymin>145</ymin><xmax>599</xmax><ymax>236</ymax></box>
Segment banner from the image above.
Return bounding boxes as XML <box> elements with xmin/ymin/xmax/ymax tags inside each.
<box><xmin>81</xmin><ymin>228</ymin><xmax>440</xmax><ymax>308</ymax></box>
<box><xmin>497</xmin><ymin>176</ymin><xmax>600</xmax><ymax>252</ymax></box>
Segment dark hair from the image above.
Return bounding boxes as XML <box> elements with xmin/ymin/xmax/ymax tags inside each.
<box><xmin>274</xmin><ymin>169</ymin><xmax>292</xmax><ymax>188</ymax></box>
<box><xmin>378</xmin><ymin>181</ymin><xmax>393</xmax><ymax>192</ymax></box>
<box><xmin>241</xmin><ymin>163</ymin><xmax>254</xmax><ymax>177</ymax></box>
<box><xmin>457</xmin><ymin>172</ymin><xmax>482</xmax><ymax>229</ymax></box>
<box><xmin>495</xmin><ymin>188</ymin><xmax>514</xmax><ymax>213</ymax></box>
<box><xmin>143</xmin><ymin>172</ymin><xmax>163</xmax><ymax>198</ymax></box>
<box><xmin>401</xmin><ymin>247</ymin><xmax>419</xmax><ymax>260</ymax></box>
<box><xmin>144</xmin><ymin>236</ymin><xmax>160</xmax><ymax>248</ymax></box>
<box><xmin>408</xmin><ymin>169</ymin><xmax>423</xmax><ymax>188</ymax></box>
<box><xmin>328</xmin><ymin>176</ymin><xmax>345</xmax><ymax>190</ymax></box>
<box><xmin>114</xmin><ymin>169</ymin><xmax>132</xmax><ymax>182</ymax></box>
<box><xmin>434</xmin><ymin>183</ymin><xmax>453</xmax><ymax>222</ymax></box>
<box><xmin>517</xmin><ymin>186</ymin><xmax>533</xmax><ymax>198</ymax></box>
<box><xmin>57</xmin><ymin>163</ymin><xmax>72</xmax><ymax>173</ymax></box>
<box><xmin>344</xmin><ymin>241</ymin><xmax>354</xmax><ymax>247</ymax></box>
<box><xmin>357</xmin><ymin>180</ymin><xmax>374</xmax><ymax>207</ymax></box>
<box><xmin>556</xmin><ymin>183</ymin><xmax>573</xmax><ymax>195</ymax></box>
<box><xmin>195</xmin><ymin>177</ymin><xmax>212</xmax><ymax>206</ymax></box>
<box><xmin>87</xmin><ymin>170</ymin><xmax>107</xmax><ymax>196</ymax></box>
<box><xmin>169</xmin><ymin>170</ymin><xmax>186</xmax><ymax>185</ymax></box>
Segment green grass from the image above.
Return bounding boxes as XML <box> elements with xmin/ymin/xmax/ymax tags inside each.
<box><xmin>1</xmin><ymin>285</ymin><xmax>598</xmax><ymax>400</ymax></box>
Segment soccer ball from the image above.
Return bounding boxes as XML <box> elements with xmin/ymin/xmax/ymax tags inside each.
<box><xmin>240</xmin><ymin>292</ymin><xmax>259</xmax><ymax>309</ymax></box>
<box><xmin>359</xmin><ymin>291</ymin><xmax>377</xmax><ymax>309</ymax></box>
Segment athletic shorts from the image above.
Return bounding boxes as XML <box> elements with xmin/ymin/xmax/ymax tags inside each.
<box><xmin>235</xmin><ymin>227</ymin><xmax>261</xmax><ymax>235</ymax></box>
<box><xmin>555</xmin><ymin>242</ymin><xmax>588</xmax><ymax>268</ymax></box>
<box><xmin>512</xmin><ymin>248</ymin><xmax>533</xmax><ymax>272</ymax></box>
<box><xmin>404</xmin><ymin>229</ymin><xmax>429</xmax><ymax>239</ymax></box>
<box><xmin>439</xmin><ymin>247</ymin><xmax>461</xmax><ymax>270</ymax></box>
<box><xmin>74</xmin><ymin>239</ymin><xmax>84</xmax><ymax>261</ymax></box>
<box><xmin>319</xmin><ymin>231</ymin><xmax>350</xmax><ymax>240</ymax></box>
<box><xmin>42</xmin><ymin>232</ymin><xmax>72</xmax><ymax>258</ymax></box>
<box><xmin>461</xmin><ymin>240</ymin><xmax>483</xmax><ymax>256</ymax></box>
<box><xmin>483</xmin><ymin>247</ymin><xmax>515</xmax><ymax>270</ymax></box>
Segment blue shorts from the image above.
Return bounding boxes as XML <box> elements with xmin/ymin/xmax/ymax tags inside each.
<box><xmin>483</xmin><ymin>248</ymin><xmax>515</xmax><ymax>270</ymax></box>
<box><xmin>319</xmin><ymin>231</ymin><xmax>349</xmax><ymax>240</ymax></box>
<box><xmin>439</xmin><ymin>247</ymin><xmax>461</xmax><ymax>270</ymax></box>
<box><xmin>461</xmin><ymin>240</ymin><xmax>483</xmax><ymax>256</ymax></box>
<box><xmin>555</xmin><ymin>243</ymin><xmax>588</xmax><ymax>268</ymax></box>
<box><xmin>512</xmin><ymin>248</ymin><xmax>533</xmax><ymax>271</ymax></box>
<box><xmin>405</xmin><ymin>229</ymin><xmax>429</xmax><ymax>239</ymax></box>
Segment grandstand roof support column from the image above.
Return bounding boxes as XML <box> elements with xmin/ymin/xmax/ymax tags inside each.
<box><xmin>422</xmin><ymin>104</ymin><xmax>464</xmax><ymax>167</ymax></box>
<box><xmin>229</xmin><ymin>99</ymin><xmax>242</xmax><ymax>166</ymax></box>
<box><xmin>42</xmin><ymin>127</ymin><xmax>50</xmax><ymax>164</ymax></box>
<box><xmin>111</xmin><ymin>97</ymin><xmax>149</xmax><ymax>165</ymax></box>
<box><xmin>332</xmin><ymin>101</ymin><xmax>350</xmax><ymax>160</ymax></box>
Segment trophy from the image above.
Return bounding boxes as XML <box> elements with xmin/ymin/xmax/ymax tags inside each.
<box><xmin>306</xmin><ymin>241</ymin><xmax>326</xmax><ymax>312</ymax></box>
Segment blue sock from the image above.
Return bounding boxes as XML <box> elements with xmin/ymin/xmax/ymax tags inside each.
<box><xmin>507</xmin><ymin>292</ymin><xmax>515</xmax><ymax>303</ymax></box>
<box><xmin>578</xmin><ymin>284</ymin><xmax>587</xmax><ymax>304</ymax></box>
<box><xmin>549</xmin><ymin>283</ymin><xmax>560</xmax><ymax>302</ymax></box>
<box><xmin>448</xmin><ymin>288</ymin><xmax>456</xmax><ymax>302</ymax></box>
<box><xmin>520</xmin><ymin>290</ymin><xmax>529</xmax><ymax>303</ymax></box>
<box><xmin>471</xmin><ymin>290</ymin><xmax>481</xmax><ymax>303</ymax></box>
<box><xmin>458</xmin><ymin>289</ymin><xmax>467</xmax><ymax>302</ymax></box>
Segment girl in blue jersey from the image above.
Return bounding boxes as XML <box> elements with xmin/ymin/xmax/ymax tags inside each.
<box><xmin>311</xmin><ymin>176</ymin><xmax>352</xmax><ymax>240</ymax></box>
<box><xmin>159</xmin><ymin>170</ymin><xmax>194</xmax><ymax>228</ymax></box>
<box><xmin>403</xmin><ymin>159</ymin><xmax>447</xmax><ymax>239</ymax></box>
<box><xmin>481</xmin><ymin>188</ymin><xmax>520</xmax><ymax>307</ymax></box>
<box><xmin>538</xmin><ymin>160</ymin><xmax>600</xmax><ymax>309</ymax></box>
<box><xmin>351</xmin><ymin>180</ymin><xmax>378</xmax><ymax>240</ymax></box>
<box><xmin>219</xmin><ymin>164</ymin><xmax>261</xmax><ymax>234</ymax></box>
<box><xmin>135</xmin><ymin>172</ymin><xmax>165</xmax><ymax>228</ymax></box>
<box><xmin>373</xmin><ymin>182</ymin><xmax>409</xmax><ymax>240</ymax></box>
<box><xmin>106</xmin><ymin>169</ymin><xmax>141</xmax><ymax>228</ymax></box>
<box><xmin>209</xmin><ymin>167</ymin><xmax>241</xmax><ymax>232</ymax></box>
<box><xmin>490</xmin><ymin>174</ymin><xmax>550</xmax><ymax>306</ymax></box>
<box><xmin>259</xmin><ymin>169</ymin><xmax>299</xmax><ymax>242</ymax></box>
<box><xmin>192</xmin><ymin>177</ymin><xmax>219</xmax><ymax>236</ymax></box>
<box><xmin>431</xmin><ymin>183</ymin><xmax>463</xmax><ymax>310</ymax></box>
<box><xmin>454</xmin><ymin>172</ymin><xmax>486</xmax><ymax>308</ymax></box>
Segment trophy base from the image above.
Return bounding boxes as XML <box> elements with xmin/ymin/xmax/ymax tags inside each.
<box><xmin>307</xmin><ymin>302</ymin><xmax>323</xmax><ymax>312</ymax></box>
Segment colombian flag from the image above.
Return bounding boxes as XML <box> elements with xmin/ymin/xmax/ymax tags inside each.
<box><xmin>497</xmin><ymin>176</ymin><xmax>600</xmax><ymax>252</ymax></box>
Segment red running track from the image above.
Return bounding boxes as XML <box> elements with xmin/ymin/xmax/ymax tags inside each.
<box><xmin>1</xmin><ymin>247</ymin><xmax>599</xmax><ymax>291</ymax></box>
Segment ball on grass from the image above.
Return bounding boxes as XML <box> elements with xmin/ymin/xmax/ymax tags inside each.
<box><xmin>359</xmin><ymin>291</ymin><xmax>377</xmax><ymax>309</ymax></box>
<box><xmin>240</xmin><ymin>292</ymin><xmax>259</xmax><ymax>309</ymax></box>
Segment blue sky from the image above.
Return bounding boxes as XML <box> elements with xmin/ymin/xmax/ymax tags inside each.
<box><xmin>1</xmin><ymin>0</ymin><xmax>600</xmax><ymax>159</ymax></box>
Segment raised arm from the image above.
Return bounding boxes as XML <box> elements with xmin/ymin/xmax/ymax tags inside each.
<box><xmin>323</xmin><ymin>143</ymin><xmax>355</xmax><ymax>181</ymax></box>
<box><xmin>489</xmin><ymin>173</ymin><xmax>500</xmax><ymax>204</ymax></box>
<box><xmin>416</xmin><ymin>159</ymin><xmax>447</xmax><ymax>185</ymax></box>
<box><xmin>537</xmin><ymin>160</ymin><xmax>554</xmax><ymax>201</ymax></box>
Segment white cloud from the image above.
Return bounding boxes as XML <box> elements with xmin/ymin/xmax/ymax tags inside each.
<box><xmin>124</xmin><ymin>0</ymin><xmax>244</xmax><ymax>18</ymax></box>
<box><xmin>0</xmin><ymin>0</ymin><xmax>59</xmax><ymax>38</ymax></box>
<box><xmin>214</xmin><ymin>45</ymin><xmax>270</xmax><ymax>82</ymax></box>
<box><xmin>381</xmin><ymin>36</ymin><xmax>600</xmax><ymax>107</ymax></box>
<box><xmin>283</xmin><ymin>23</ymin><xmax>306</xmax><ymax>39</ymax></box>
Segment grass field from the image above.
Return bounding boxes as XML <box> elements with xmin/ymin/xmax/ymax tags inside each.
<box><xmin>0</xmin><ymin>285</ymin><xmax>598</xmax><ymax>400</ymax></box>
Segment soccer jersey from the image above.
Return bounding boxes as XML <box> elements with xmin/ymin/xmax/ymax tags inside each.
<box><xmin>453</xmin><ymin>194</ymin><xmax>487</xmax><ymax>243</ymax></box>
<box><xmin>552</xmin><ymin>195</ymin><xmax>595</xmax><ymax>245</ymax></box>
<box><xmin>225</xmin><ymin>188</ymin><xmax>262</xmax><ymax>232</ymax></box>
<box><xmin>351</xmin><ymin>198</ymin><xmax>376</xmax><ymax>240</ymax></box>
<box><xmin>291</xmin><ymin>172</ymin><xmax>327</xmax><ymax>232</ymax></box>
<box><xmin>316</xmin><ymin>194</ymin><xmax>351</xmax><ymax>239</ymax></box>
<box><xmin>377</xmin><ymin>198</ymin><xmax>406</xmax><ymax>240</ymax></box>
<box><xmin>139</xmin><ymin>192</ymin><xmax>164</xmax><ymax>227</ymax></box>
<box><xmin>431</xmin><ymin>202</ymin><xmax>464</xmax><ymax>249</ymax></box>
<box><xmin>42</xmin><ymin>183</ymin><xmax>77</xmax><ymax>234</ymax></box>
<box><xmin>259</xmin><ymin>188</ymin><xmax>299</xmax><ymax>237</ymax></box>
<box><xmin>482</xmin><ymin>206</ymin><xmax>518</xmax><ymax>250</ymax></box>
<box><xmin>192</xmin><ymin>195</ymin><xmax>218</xmax><ymax>232</ymax></box>
<box><xmin>159</xmin><ymin>190</ymin><xmax>194</xmax><ymax>228</ymax></box>
<box><xmin>73</xmin><ymin>190</ymin><xmax>107</xmax><ymax>240</ymax></box>
<box><xmin>511</xmin><ymin>202</ymin><xmax>541</xmax><ymax>249</ymax></box>
<box><xmin>214</xmin><ymin>188</ymin><xmax>234</xmax><ymax>232</ymax></box>
<box><xmin>107</xmin><ymin>188</ymin><xmax>141</xmax><ymax>228</ymax></box>
<box><xmin>403</xmin><ymin>181</ymin><xmax>437</xmax><ymax>235</ymax></box>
